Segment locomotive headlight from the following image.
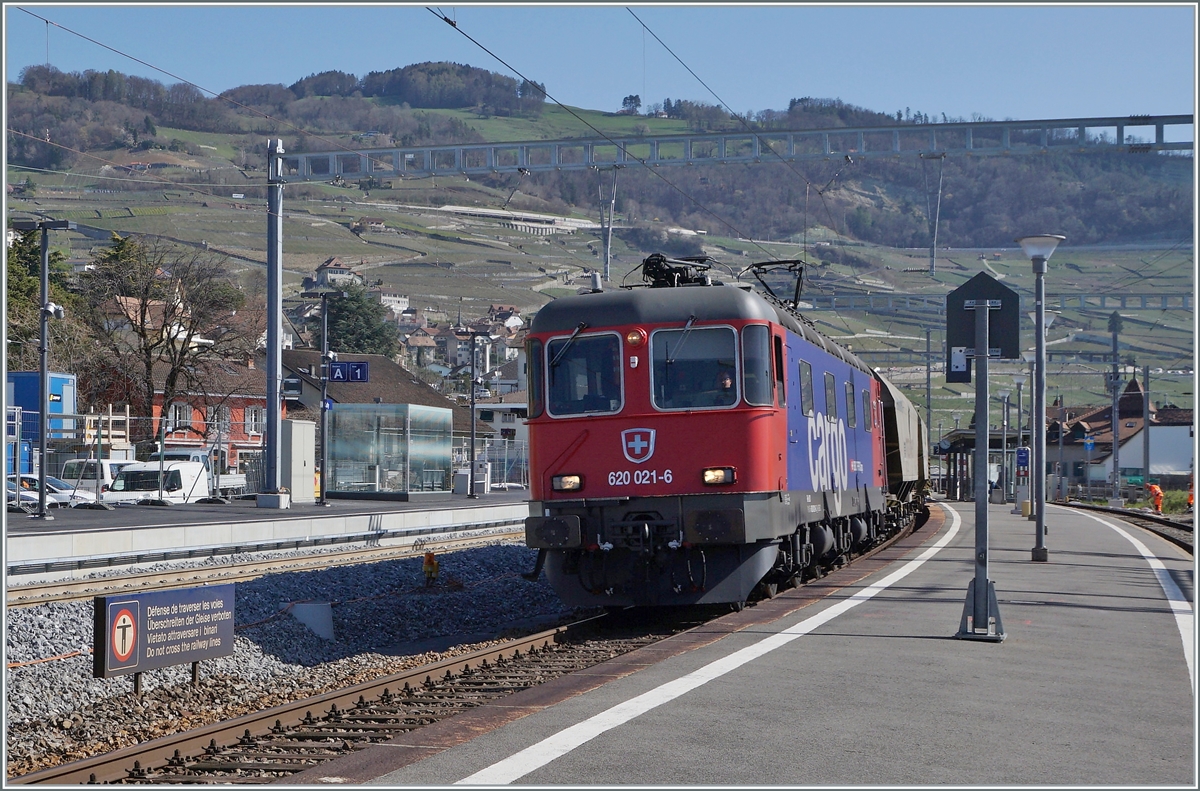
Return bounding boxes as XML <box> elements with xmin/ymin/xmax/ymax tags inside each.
<box><xmin>702</xmin><ymin>467</ymin><xmax>737</xmax><ymax>485</ymax></box>
<box><xmin>552</xmin><ymin>474</ymin><xmax>583</xmax><ymax>491</ymax></box>
<box><xmin>625</xmin><ymin>328</ymin><xmax>647</xmax><ymax>347</ymax></box>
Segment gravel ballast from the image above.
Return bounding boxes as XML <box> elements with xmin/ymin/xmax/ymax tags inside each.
<box><xmin>4</xmin><ymin>542</ymin><xmax>566</xmax><ymax>778</ymax></box>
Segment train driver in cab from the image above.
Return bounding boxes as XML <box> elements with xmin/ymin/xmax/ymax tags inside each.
<box><xmin>696</xmin><ymin>367</ymin><xmax>737</xmax><ymax>407</ymax></box>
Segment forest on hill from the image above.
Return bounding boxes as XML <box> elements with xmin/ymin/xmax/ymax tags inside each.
<box><xmin>7</xmin><ymin>61</ymin><xmax>1193</xmax><ymax>248</ymax></box>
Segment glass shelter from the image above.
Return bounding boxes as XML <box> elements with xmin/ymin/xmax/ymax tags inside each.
<box><xmin>327</xmin><ymin>403</ymin><xmax>452</xmax><ymax>500</ymax></box>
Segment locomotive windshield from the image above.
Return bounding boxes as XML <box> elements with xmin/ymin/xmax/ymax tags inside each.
<box><xmin>651</xmin><ymin>326</ymin><xmax>738</xmax><ymax>409</ymax></box>
<box><xmin>546</xmin><ymin>333</ymin><xmax>622</xmax><ymax>415</ymax></box>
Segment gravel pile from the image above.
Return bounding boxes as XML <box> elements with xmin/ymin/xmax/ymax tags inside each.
<box><xmin>4</xmin><ymin>542</ymin><xmax>567</xmax><ymax>777</ymax></box>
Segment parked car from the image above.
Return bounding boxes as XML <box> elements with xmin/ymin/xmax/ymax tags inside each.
<box><xmin>59</xmin><ymin>458</ymin><xmax>136</xmax><ymax>495</ymax></box>
<box><xmin>6</xmin><ymin>480</ymin><xmax>43</xmax><ymax>509</ymax></box>
<box><xmin>8</xmin><ymin>474</ymin><xmax>97</xmax><ymax>506</ymax></box>
<box><xmin>102</xmin><ymin>461</ymin><xmax>209</xmax><ymax>505</ymax></box>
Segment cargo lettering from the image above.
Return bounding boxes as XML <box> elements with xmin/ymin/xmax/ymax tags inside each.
<box><xmin>808</xmin><ymin>412</ymin><xmax>848</xmax><ymax>491</ymax></box>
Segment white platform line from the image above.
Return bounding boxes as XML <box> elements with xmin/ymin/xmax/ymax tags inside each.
<box><xmin>1065</xmin><ymin>507</ymin><xmax>1195</xmax><ymax>693</ymax></box>
<box><xmin>455</xmin><ymin>505</ymin><xmax>963</xmax><ymax>785</ymax></box>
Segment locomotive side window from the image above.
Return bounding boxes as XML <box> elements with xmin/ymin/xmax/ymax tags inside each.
<box><xmin>845</xmin><ymin>381</ymin><xmax>857</xmax><ymax>428</ymax></box>
<box><xmin>824</xmin><ymin>372</ymin><xmax>838</xmax><ymax>420</ymax></box>
<box><xmin>651</xmin><ymin>326</ymin><xmax>738</xmax><ymax>409</ymax></box>
<box><xmin>799</xmin><ymin>360</ymin><xmax>814</xmax><ymax>416</ymax></box>
<box><xmin>527</xmin><ymin>338</ymin><xmax>544</xmax><ymax>418</ymax></box>
<box><xmin>546</xmin><ymin>333</ymin><xmax>622</xmax><ymax>416</ymax></box>
<box><xmin>773</xmin><ymin>335</ymin><xmax>786</xmax><ymax>406</ymax></box>
<box><xmin>741</xmin><ymin>325</ymin><xmax>773</xmax><ymax>406</ymax></box>
<box><xmin>862</xmin><ymin>389</ymin><xmax>872</xmax><ymax>432</ymax></box>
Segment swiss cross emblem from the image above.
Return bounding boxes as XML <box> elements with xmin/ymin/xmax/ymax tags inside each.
<box><xmin>621</xmin><ymin>428</ymin><xmax>656</xmax><ymax>464</ymax></box>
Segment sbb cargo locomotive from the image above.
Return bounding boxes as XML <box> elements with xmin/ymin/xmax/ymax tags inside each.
<box><xmin>524</xmin><ymin>254</ymin><xmax>929</xmax><ymax>608</ymax></box>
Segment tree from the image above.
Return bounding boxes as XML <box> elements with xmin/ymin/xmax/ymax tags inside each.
<box><xmin>621</xmin><ymin>94</ymin><xmax>642</xmax><ymax>114</ymax></box>
<box><xmin>312</xmin><ymin>284</ymin><xmax>399</xmax><ymax>357</ymax></box>
<box><xmin>4</xmin><ymin>227</ymin><xmax>85</xmax><ymax>372</ymax></box>
<box><xmin>76</xmin><ymin>234</ymin><xmax>256</xmax><ymax>447</ymax></box>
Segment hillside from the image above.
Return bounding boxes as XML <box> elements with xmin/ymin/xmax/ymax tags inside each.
<box><xmin>6</xmin><ymin>62</ymin><xmax>1194</xmax><ymax>417</ymax></box>
<box><xmin>7</xmin><ymin>62</ymin><xmax>1193</xmax><ymax>248</ymax></box>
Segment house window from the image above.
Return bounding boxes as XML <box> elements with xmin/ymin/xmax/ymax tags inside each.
<box><xmin>501</xmin><ymin>411</ymin><xmax>516</xmax><ymax>423</ymax></box>
<box><xmin>206</xmin><ymin>405</ymin><xmax>231</xmax><ymax>432</ymax></box>
<box><xmin>245</xmin><ymin>406</ymin><xmax>265</xmax><ymax>434</ymax></box>
<box><xmin>169</xmin><ymin>402</ymin><xmax>192</xmax><ymax>431</ymax></box>
<box><xmin>479</xmin><ymin>410</ymin><xmax>495</xmax><ymax>422</ymax></box>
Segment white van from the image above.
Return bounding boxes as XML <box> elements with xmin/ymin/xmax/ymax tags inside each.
<box><xmin>146</xmin><ymin>450</ymin><xmax>247</xmax><ymax>496</ymax></box>
<box><xmin>60</xmin><ymin>458</ymin><xmax>136</xmax><ymax>495</ymax></box>
<box><xmin>102</xmin><ymin>461</ymin><xmax>209</xmax><ymax>505</ymax></box>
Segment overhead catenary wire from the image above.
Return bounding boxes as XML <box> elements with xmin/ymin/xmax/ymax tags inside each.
<box><xmin>425</xmin><ymin>7</ymin><xmax>781</xmax><ymax>263</ymax></box>
<box><xmin>625</xmin><ymin>7</ymin><xmax>853</xmax><ymax>243</ymax></box>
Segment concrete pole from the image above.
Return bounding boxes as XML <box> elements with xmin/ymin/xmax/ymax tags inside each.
<box><xmin>319</xmin><ymin>292</ymin><xmax>330</xmax><ymax>506</ymax></box>
<box><xmin>36</xmin><ymin>226</ymin><xmax>51</xmax><ymax>520</ymax></box>
<box><xmin>265</xmin><ymin>139</ymin><xmax>284</xmax><ymax>497</ymax></box>
<box><xmin>1143</xmin><ymin>365</ymin><xmax>1151</xmax><ymax>490</ymax></box>
<box><xmin>1111</xmin><ymin>327</ymin><xmax>1121</xmax><ymax>501</ymax></box>
<box><xmin>468</xmin><ymin>333</ymin><xmax>478</xmax><ymax>498</ymax></box>
<box><xmin>603</xmin><ymin>167</ymin><xmax>617</xmax><ymax>283</ymax></box>
<box><xmin>1057</xmin><ymin>394</ymin><xmax>1065</xmax><ymax>501</ymax></box>
<box><xmin>1032</xmin><ymin>256</ymin><xmax>1049</xmax><ymax>561</ymax></box>
<box><xmin>925</xmin><ymin>327</ymin><xmax>932</xmax><ymax>456</ymax></box>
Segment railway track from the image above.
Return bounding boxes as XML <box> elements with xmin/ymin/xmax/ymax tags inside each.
<box><xmin>9</xmin><ymin>512</ymin><xmax>929</xmax><ymax>785</ymax></box>
<box><xmin>6</xmin><ymin>529</ymin><xmax>524</xmax><ymax>608</ymax></box>
<box><xmin>9</xmin><ymin>614</ymin><xmax>678</xmax><ymax>785</ymax></box>
<box><xmin>1061</xmin><ymin>502</ymin><xmax>1193</xmax><ymax>553</ymax></box>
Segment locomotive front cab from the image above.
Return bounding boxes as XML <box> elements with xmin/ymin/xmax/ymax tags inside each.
<box><xmin>524</xmin><ymin>286</ymin><xmax>793</xmax><ymax>606</ymax></box>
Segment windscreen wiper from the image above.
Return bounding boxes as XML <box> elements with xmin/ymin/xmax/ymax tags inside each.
<box><xmin>549</xmin><ymin>322</ymin><xmax>588</xmax><ymax>368</ymax></box>
<box><xmin>666</xmin><ymin>315</ymin><xmax>697</xmax><ymax>365</ymax></box>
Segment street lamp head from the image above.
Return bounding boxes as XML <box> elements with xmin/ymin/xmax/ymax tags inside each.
<box><xmin>1015</xmin><ymin>234</ymin><xmax>1066</xmax><ymax>261</ymax></box>
<box><xmin>1022</xmin><ymin>351</ymin><xmax>1037</xmax><ymax>363</ymax></box>
<box><xmin>1012</xmin><ymin>374</ymin><xmax>1028</xmax><ymax>387</ymax></box>
<box><xmin>1027</xmin><ymin>311</ymin><xmax>1056</xmax><ymax>329</ymax></box>
<box><xmin>998</xmin><ymin>390</ymin><xmax>1011</xmax><ymax>400</ymax></box>
<box><xmin>44</xmin><ymin>302</ymin><xmax>65</xmax><ymax>320</ymax></box>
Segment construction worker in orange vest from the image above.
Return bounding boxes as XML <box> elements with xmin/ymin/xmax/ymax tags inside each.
<box><xmin>1147</xmin><ymin>483</ymin><xmax>1164</xmax><ymax>515</ymax></box>
<box><xmin>1187</xmin><ymin>477</ymin><xmax>1193</xmax><ymax>512</ymax></box>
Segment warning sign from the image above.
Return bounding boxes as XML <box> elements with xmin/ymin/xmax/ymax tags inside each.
<box><xmin>93</xmin><ymin>584</ymin><xmax>235</xmax><ymax>679</ymax></box>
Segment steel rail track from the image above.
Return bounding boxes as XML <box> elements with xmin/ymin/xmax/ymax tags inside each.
<box><xmin>1060</xmin><ymin>501</ymin><xmax>1193</xmax><ymax>553</ymax></box>
<box><xmin>6</xmin><ymin>529</ymin><xmax>524</xmax><ymax>608</ymax></box>
<box><xmin>8</xmin><ymin>616</ymin><xmax>629</xmax><ymax>785</ymax></box>
<box><xmin>9</xmin><ymin>511</ymin><xmax>929</xmax><ymax>784</ymax></box>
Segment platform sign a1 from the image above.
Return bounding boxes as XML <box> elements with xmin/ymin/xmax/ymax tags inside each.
<box><xmin>945</xmin><ymin>272</ymin><xmax>1021</xmax><ymax>383</ymax></box>
<box><xmin>348</xmin><ymin>361</ymin><xmax>369</xmax><ymax>382</ymax></box>
<box><xmin>94</xmin><ymin>584</ymin><xmax>235</xmax><ymax>679</ymax></box>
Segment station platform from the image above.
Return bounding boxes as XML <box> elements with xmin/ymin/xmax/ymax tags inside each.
<box><xmin>5</xmin><ymin>491</ymin><xmax>529</xmax><ymax>581</ymax></box>
<box><xmin>289</xmin><ymin>500</ymin><xmax>1194</xmax><ymax>786</ymax></box>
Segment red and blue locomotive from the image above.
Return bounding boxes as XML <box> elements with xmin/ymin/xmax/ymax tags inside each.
<box><xmin>523</xmin><ymin>254</ymin><xmax>929</xmax><ymax>608</ymax></box>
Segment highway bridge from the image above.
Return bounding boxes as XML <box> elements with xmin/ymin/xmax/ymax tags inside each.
<box><xmin>280</xmin><ymin>114</ymin><xmax>1192</xmax><ymax>182</ymax></box>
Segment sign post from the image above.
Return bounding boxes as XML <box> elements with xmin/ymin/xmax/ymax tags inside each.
<box><xmin>947</xmin><ymin>272</ymin><xmax>1020</xmax><ymax>643</ymax></box>
<box><xmin>94</xmin><ymin>584</ymin><xmax>235</xmax><ymax>694</ymax></box>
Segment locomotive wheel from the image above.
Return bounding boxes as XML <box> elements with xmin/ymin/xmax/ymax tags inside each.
<box><xmin>758</xmin><ymin>582</ymin><xmax>778</xmax><ymax>599</ymax></box>
<box><xmin>730</xmin><ymin>600</ymin><xmax>745</xmax><ymax>612</ymax></box>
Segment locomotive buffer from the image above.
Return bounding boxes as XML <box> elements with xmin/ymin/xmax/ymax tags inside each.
<box><xmin>947</xmin><ymin>273</ymin><xmax>1020</xmax><ymax>642</ymax></box>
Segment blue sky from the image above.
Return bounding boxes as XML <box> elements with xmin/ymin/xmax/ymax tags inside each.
<box><xmin>3</xmin><ymin>4</ymin><xmax>1196</xmax><ymax>127</ymax></box>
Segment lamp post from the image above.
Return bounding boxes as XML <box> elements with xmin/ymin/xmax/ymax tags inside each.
<box><xmin>998</xmin><ymin>390</ymin><xmax>1011</xmax><ymax>501</ymax></box>
<box><xmin>1016</xmin><ymin>233</ymin><xmax>1065</xmax><ymax>563</ymax></box>
<box><xmin>1056</xmin><ymin>389</ymin><xmax>1066</xmax><ymax>502</ymax></box>
<box><xmin>1011</xmin><ymin>374</ymin><xmax>1027</xmax><ymax>514</ymax></box>
<box><xmin>302</xmin><ymin>289</ymin><xmax>347</xmax><ymax>506</ymax></box>
<box><xmin>11</xmin><ymin>219</ymin><xmax>75</xmax><ymax>520</ymax></box>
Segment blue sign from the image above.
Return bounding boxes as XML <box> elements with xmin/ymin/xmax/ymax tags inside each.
<box><xmin>93</xmin><ymin>584</ymin><xmax>235</xmax><ymax>678</ymax></box>
<box><xmin>1016</xmin><ymin>448</ymin><xmax>1030</xmax><ymax>467</ymax></box>
<box><xmin>328</xmin><ymin>362</ymin><xmax>349</xmax><ymax>381</ymax></box>
<box><xmin>348</xmin><ymin>362</ymin><xmax>369</xmax><ymax>382</ymax></box>
<box><xmin>321</xmin><ymin>398</ymin><xmax>335</xmax><ymax>411</ymax></box>
<box><xmin>1084</xmin><ymin>436</ymin><xmax>1095</xmax><ymax>451</ymax></box>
